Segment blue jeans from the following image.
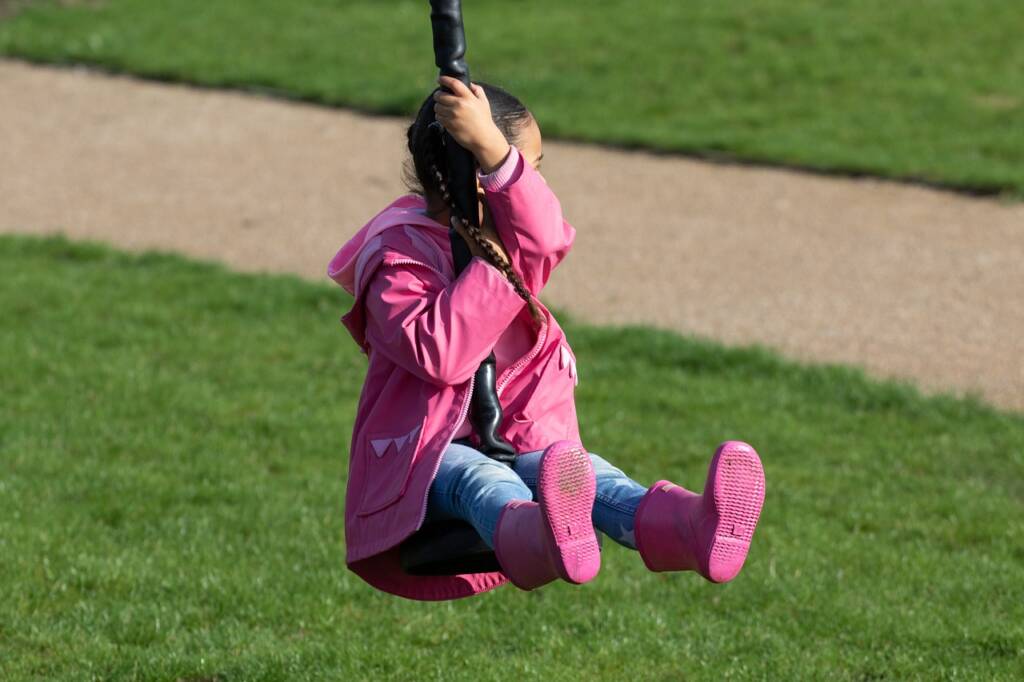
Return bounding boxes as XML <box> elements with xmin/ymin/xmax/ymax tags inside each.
<box><xmin>424</xmin><ymin>442</ymin><xmax>648</xmax><ymax>549</ymax></box>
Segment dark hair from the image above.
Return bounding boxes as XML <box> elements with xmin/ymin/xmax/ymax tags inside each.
<box><xmin>404</xmin><ymin>83</ymin><xmax>543</xmax><ymax>325</ymax></box>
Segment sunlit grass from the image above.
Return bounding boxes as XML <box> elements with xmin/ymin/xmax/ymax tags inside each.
<box><xmin>1</xmin><ymin>235</ymin><xmax>1022</xmax><ymax>680</ymax></box>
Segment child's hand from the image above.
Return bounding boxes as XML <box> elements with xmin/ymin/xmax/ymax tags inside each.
<box><xmin>434</xmin><ymin>77</ymin><xmax>511</xmax><ymax>174</ymax></box>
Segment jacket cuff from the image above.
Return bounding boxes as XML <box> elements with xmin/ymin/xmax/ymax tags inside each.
<box><xmin>478</xmin><ymin>145</ymin><xmax>521</xmax><ymax>191</ymax></box>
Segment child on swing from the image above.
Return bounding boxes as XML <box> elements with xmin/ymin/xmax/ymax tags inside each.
<box><xmin>328</xmin><ymin>77</ymin><xmax>765</xmax><ymax>601</ymax></box>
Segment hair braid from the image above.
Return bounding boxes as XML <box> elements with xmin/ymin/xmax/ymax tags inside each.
<box><xmin>427</xmin><ymin>134</ymin><xmax>544</xmax><ymax>327</ymax></box>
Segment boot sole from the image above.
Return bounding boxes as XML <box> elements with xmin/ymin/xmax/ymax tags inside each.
<box><xmin>703</xmin><ymin>441</ymin><xmax>765</xmax><ymax>583</ymax></box>
<box><xmin>537</xmin><ymin>441</ymin><xmax>600</xmax><ymax>584</ymax></box>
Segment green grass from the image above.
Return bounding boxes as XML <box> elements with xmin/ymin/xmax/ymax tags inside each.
<box><xmin>2</xmin><ymin>0</ymin><xmax>1023</xmax><ymax>195</ymax></box>
<box><xmin>2</xmin><ymin>235</ymin><xmax>1023</xmax><ymax>680</ymax></box>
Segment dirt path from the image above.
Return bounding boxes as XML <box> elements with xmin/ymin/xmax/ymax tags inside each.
<box><xmin>3</xmin><ymin>60</ymin><xmax>1022</xmax><ymax>410</ymax></box>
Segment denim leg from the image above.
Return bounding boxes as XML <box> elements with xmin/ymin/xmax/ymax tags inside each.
<box><xmin>513</xmin><ymin>450</ymin><xmax>648</xmax><ymax>549</ymax></box>
<box><xmin>424</xmin><ymin>442</ymin><xmax>533</xmax><ymax>548</ymax></box>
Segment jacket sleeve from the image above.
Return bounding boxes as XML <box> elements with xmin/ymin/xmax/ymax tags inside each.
<box><xmin>363</xmin><ymin>256</ymin><xmax>526</xmax><ymax>387</ymax></box>
<box><xmin>481</xmin><ymin>147</ymin><xmax>577</xmax><ymax>296</ymax></box>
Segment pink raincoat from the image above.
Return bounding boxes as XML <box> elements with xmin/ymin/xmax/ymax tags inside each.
<box><xmin>328</xmin><ymin>149</ymin><xmax>582</xmax><ymax>600</ymax></box>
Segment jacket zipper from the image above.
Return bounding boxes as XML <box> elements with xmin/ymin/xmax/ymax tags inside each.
<box><xmin>496</xmin><ymin>316</ymin><xmax>549</xmax><ymax>397</ymax></box>
<box><xmin>384</xmin><ymin>257</ymin><xmax>452</xmax><ymax>284</ymax></box>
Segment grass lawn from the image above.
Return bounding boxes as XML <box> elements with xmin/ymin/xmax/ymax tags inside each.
<box><xmin>2</xmin><ymin>0</ymin><xmax>1023</xmax><ymax>195</ymax></box>
<box><xmin>1</xmin><ymin>234</ymin><xmax>1022</xmax><ymax>680</ymax></box>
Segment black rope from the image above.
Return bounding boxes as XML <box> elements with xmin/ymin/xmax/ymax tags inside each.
<box><xmin>428</xmin><ymin>0</ymin><xmax>516</xmax><ymax>465</ymax></box>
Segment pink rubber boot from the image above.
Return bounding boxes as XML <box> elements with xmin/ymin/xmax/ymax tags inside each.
<box><xmin>493</xmin><ymin>440</ymin><xmax>601</xmax><ymax>590</ymax></box>
<box><xmin>634</xmin><ymin>441</ymin><xmax>765</xmax><ymax>583</ymax></box>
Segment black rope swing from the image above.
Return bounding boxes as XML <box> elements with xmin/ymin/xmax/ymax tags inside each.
<box><xmin>399</xmin><ymin>0</ymin><xmax>516</xmax><ymax>576</ymax></box>
<box><xmin>399</xmin><ymin>1</ymin><xmax>602</xmax><ymax>576</ymax></box>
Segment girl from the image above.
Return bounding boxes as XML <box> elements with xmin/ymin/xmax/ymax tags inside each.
<box><xmin>328</xmin><ymin>77</ymin><xmax>765</xmax><ymax>601</ymax></box>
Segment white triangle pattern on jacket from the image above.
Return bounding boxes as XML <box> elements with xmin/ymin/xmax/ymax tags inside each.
<box><xmin>370</xmin><ymin>424</ymin><xmax>422</xmax><ymax>458</ymax></box>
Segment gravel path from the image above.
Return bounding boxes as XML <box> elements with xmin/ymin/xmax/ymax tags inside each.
<box><xmin>3</xmin><ymin>60</ymin><xmax>1021</xmax><ymax>410</ymax></box>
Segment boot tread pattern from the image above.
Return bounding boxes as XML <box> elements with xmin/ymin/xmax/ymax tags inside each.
<box><xmin>538</xmin><ymin>442</ymin><xmax>600</xmax><ymax>584</ymax></box>
<box><xmin>707</xmin><ymin>442</ymin><xmax>765</xmax><ymax>582</ymax></box>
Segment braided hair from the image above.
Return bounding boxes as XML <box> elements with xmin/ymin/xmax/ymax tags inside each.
<box><xmin>404</xmin><ymin>83</ymin><xmax>544</xmax><ymax>326</ymax></box>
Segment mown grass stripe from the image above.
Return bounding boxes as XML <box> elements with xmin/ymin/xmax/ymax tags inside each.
<box><xmin>2</xmin><ymin>0</ymin><xmax>1023</xmax><ymax>195</ymax></box>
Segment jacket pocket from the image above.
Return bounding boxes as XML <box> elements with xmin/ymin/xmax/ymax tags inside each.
<box><xmin>356</xmin><ymin>420</ymin><xmax>425</xmax><ymax>517</ymax></box>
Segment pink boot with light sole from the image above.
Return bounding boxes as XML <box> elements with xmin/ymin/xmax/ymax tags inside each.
<box><xmin>634</xmin><ymin>441</ymin><xmax>765</xmax><ymax>583</ymax></box>
<box><xmin>494</xmin><ymin>440</ymin><xmax>601</xmax><ymax>590</ymax></box>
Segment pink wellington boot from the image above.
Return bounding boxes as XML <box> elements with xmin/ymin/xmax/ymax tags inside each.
<box><xmin>634</xmin><ymin>440</ymin><xmax>765</xmax><ymax>583</ymax></box>
<box><xmin>493</xmin><ymin>440</ymin><xmax>601</xmax><ymax>590</ymax></box>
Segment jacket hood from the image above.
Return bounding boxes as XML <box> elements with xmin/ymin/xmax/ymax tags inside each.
<box><xmin>327</xmin><ymin>194</ymin><xmax>447</xmax><ymax>295</ymax></box>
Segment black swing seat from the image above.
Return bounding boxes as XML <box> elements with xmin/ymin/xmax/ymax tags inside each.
<box><xmin>400</xmin><ymin>519</ymin><xmax>605</xmax><ymax>576</ymax></box>
<box><xmin>400</xmin><ymin>520</ymin><xmax>502</xmax><ymax>576</ymax></box>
